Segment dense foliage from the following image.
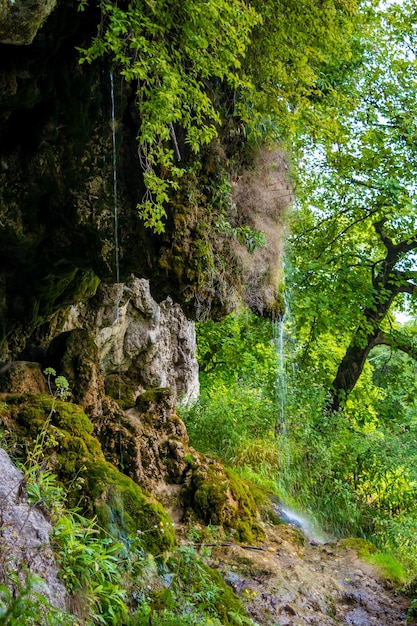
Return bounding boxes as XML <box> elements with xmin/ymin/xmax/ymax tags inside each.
<box><xmin>79</xmin><ymin>0</ymin><xmax>359</xmax><ymax>231</ymax></box>
<box><xmin>5</xmin><ymin>0</ymin><xmax>417</xmax><ymax>621</ymax></box>
<box><xmin>183</xmin><ymin>307</ymin><xmax>417</xmax><ymax>581</ymax></box>
<box><xmin>181</xmin><ymin>0</ymin><xmax>417</xmax><ymax>594</ymax></box>
<box><xmin>289</xmin><ymin>1</ymin><xmax>417</xmax><ymax>408</ymax></box>
<box><xmin>0</xmin><ymin>386</ymin><xmax>257</xmax><ymax>626</ymax></box>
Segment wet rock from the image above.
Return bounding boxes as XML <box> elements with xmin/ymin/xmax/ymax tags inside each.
<box><xmin>205</xmin><ymin>523</ymin><xmax>414</xmax><ymax>626</ymax></box>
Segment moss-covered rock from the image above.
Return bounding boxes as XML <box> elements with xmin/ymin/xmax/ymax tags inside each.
<box><xmin>104</xmin><ymin>374</ymin><xmax>137</xmax><ymax>410</ymax></box>
<box><xmin>188</xmin><ymin>460</ymin><xmax>264</xmax><ymax>543</ymax></box>
<box><xmin>85</xmin><ymin>459</ymin><xmax>175</xmax><ymax>552</ymax></box>
<box><xmin>0</xmin><ymin>394</ymin><xmax>175</xmax><ymax>552</ymax></box>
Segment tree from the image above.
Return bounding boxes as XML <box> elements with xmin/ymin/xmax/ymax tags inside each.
<box><xmin>289</xmin><ymin>1</ymin><xmax>417</xmax><ymax>410</ymax></box>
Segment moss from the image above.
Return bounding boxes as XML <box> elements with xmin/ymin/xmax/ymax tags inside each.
<box><xmin>339</xmin><ymin>537</ymin><xmax>378</xmax><ymax>558</ymax></box>
<box><xmin>1</xmin><ymin>394</ymin><xmax>176</xmax><ymax>553</ymax></box>
<box><xmin>200</xmin><ymin>564</ymin><xmax>249</xmax><ymax>624</ymax></box>
<box><xmin>225</xmin><ymin>469</ymin><xmax>264</xmax><ymax>542</ymax></box>
<box><xmin>85</xmin><ymin>459</ymin><xmax>176</xmax><ymax>552</ymax></box>
<box><xmin>12</xmin><ymin>395</ymin><xmax>95</xmax><ymax>438</ymax></box>
<box><xmin>367</xmin><ymin>552</ymin><xmax>407</xmax><ymax>584</ymax></box>
<box><xmin>135</xmin><ymin>387</ymin><xmax>176</xmax><ymax>429</ymax></box>
<box><xmin>135</xmin><ymin>387</ymin><xmax>173</xmax><ymax>411</ymax></box>
<box><xmin>339</xmin><ymin>538</ymin><xmax>406</xmax><ymax>584</ymax></box>
<box><xmin>104</xmin><ymin>374</ymin><xmax>136</xmax><ymax>410</ymax></box>
<box><xmin>190</xmin><ymin>463</ymin><xmax>263</xmax><ymax>542</ymax></box>
<box><xmin>145</xmin><ymin>565</ymin><xmax>250</xmax><ymax>625</ymax></box>
<box><xmin>192</xmin><ymin>466</ymin><xmax>229</xmax><ymax>525</ymax></box>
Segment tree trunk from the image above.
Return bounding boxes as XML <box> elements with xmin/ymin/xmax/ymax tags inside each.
<box><xmin>329</xmin><ymin>330</ymin><xmax>380</xmax><ymax>412</ymax></box>
<box><xmin>328</xmin><ymin>222</ymin><xmax>417</xmax><ymax>412</ymax></box>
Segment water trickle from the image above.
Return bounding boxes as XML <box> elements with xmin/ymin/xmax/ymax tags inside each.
<box><xmin>273</xmin><ymin>315</ymin><xmax>287</xmax><ymax>436</ymax></box>
<box><xmin>272</xmin><ymin>500</ymin><xmax>331</xmax><ymax>544</ymax></box>
<box><xmin>110</xmin><ymin>70</ymin><xmax>120</xmax><ymax>284</ymax></box>
<box><xmin>110</xmin><ymin>71</ymin><xmax>123</xmax><ymax>468</ymax></box>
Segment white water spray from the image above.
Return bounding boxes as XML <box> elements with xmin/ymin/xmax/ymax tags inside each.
<box><xmin>272</xmin><ymin>288</ymin><xmax>332</xmax><ymax>544</ymax></box>
<box><xmin>273</xmin><ymin>501</ymin><xmax>330</xmax><ymax>544</ymax></box>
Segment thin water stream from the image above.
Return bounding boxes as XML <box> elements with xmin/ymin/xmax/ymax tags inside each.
<box><xmin>110</xmin><ymin>70</ymin><xmax>120</xmax><ymax>284</ymax></box>
<box><xmin>273</xmin><ymin>317</ymin><xmax>287</xmax><ymax>436</ymax></box>
<box><xmin>110</xmin><ymin>71</ymin><xmax>123</xmax><ymax>468</ymax></box>
<box><xmin>273</xmin><ymin>313</ymin><xmax>330</xmax><ymax>544</ymax></box>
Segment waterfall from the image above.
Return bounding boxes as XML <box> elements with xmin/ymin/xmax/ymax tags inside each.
<box><xmin>110</xmin><ymin>70</ymin><xmax>120</xmax><ymax>284</ymax></box>
<box><xmin>273</xmin><ymin>315</ymin><xmax>287</xmax><ymax>436</ymax></box>
<box><xmin>110</xmin><ymin>71</ymin><xmax>123</xmax><ymax>468</ymax></box>
<box><xmin>273</xmin><ymin>310</ymin><xmax>291</xmax><ymax>489</ymax></box>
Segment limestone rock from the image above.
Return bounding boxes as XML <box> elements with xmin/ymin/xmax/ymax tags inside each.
<box><xmin>0</xmin><ymin>447</ymin><xmax>67</xmax><ymax>610</ymax></box>
<box><xmin>0</xmin><ymin>361</ymin><xmax>47</xmax><ymax>394</ymax></box>
<box><xmin>54</xmin><ymin>277</ymin><xmax>199</xmax><ymax>408</ymax></box>
<box><xmin>0</xmin><ymin>0</ymin><xmax>56</xmax><ymax>45</ymax></box>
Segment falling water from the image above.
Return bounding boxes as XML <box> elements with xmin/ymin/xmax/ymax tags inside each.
<box><xmin>272</xmin><ymin>293</ymin><xmax>332</xmax><ymax>544</ymax></box>
<box><xmin>273</xmin><ymin>315</ymin><xmax>287</xmax><ymax>436</ymax></box>
<box><xmin>110</xmin><ymin>70</ymin><xmax>120</xmax><ymax>284</ymax></box>
<box><xmin>110</xmin><ymin>71</ymin><xmax>123</xmax><ymax>468</ymax></box>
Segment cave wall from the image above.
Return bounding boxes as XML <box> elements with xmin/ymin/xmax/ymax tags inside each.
<box><xmin>0</xmin><ymin>0</ymin><xmax>150</xmax><ymax>360</ymax></box>
<box><xmin>0</xmin><ymin>0</ymin><xmax>290</xmax><ymax>386</ymax></box>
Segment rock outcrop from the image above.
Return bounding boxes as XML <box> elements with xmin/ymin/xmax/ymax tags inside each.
<box><xmin>0</xmin><ymin>0</ymin><xmax>290</xmax><ymax>367</ymax></box>
<box><xmin>0</xmin><ymin>0</ymin><xmax>57</xmax><ymax>45</ymax></box>
<box><xmin>54</xmin><ymin>277</ymin><xmax>199</xmax><ymax>407</ymax></box>
<box><xmin>0</xmin><ymin>448</ymin><xmax>67</xmax><ymax>610</ymax></box>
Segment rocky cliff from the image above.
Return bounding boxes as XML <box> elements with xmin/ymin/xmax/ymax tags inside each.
<box><xmin>0</xmin><ymin>1</ymin><xmax>292</xmax><ymax>618</ymax></box>
<box><xmin>0</xmin><ymin>0</ymin><xmax>289</xmax><ymax>364</ymax></box>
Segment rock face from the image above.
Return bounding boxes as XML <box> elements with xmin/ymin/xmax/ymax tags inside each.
<box><xmin>0</xmin><ymin>360</ymin><xmax>48</xmax><ymax>394</ymax></box>
<box><xmin>43</xmin><ymin>276</ymin><xmax>199</xmax><ymax>408</ymax></box>
<box><xmin>0</xmin><ymin>0</ymin><xmax>56</xmax><ymax>45</ymax></box>
<box><xmin>0</xmin><ymin>448</ymin><xmax>67</xmax><ymax>610</ymax></box>
<box><xmin>232</xmin><ymin>147</ymin><xmax>292</xmax><ymax>319</ymax></box>
<box><xmin>0</xmin><ymin>0</ymin><xmax>290</xmax><ymax>364</ymax></box>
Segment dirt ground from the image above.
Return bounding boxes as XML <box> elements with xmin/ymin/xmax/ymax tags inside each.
<box><xmin>204</xmin><ymin>521</ymin><xmax>417</xmax><ymax>626</ymax></box>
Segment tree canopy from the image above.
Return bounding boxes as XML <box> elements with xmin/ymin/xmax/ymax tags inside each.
<box><xmin>289</xmin><ymin>1</ymin><xmax>417</xmax><ymax>409</ymax></box>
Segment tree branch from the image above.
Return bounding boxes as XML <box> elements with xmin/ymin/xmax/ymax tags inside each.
<box><xmin>374</xmin><ymin>330</ymin><xmax>417</xmax><ymax>360</ymax></box>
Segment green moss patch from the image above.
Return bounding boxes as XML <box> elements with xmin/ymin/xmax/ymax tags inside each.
<box><xmin>340</xmin><ymin>538</ymin><xmax>406</xmax><ymax>584</ymax></box>
<box><xmin>85</xmin><ymin>459</ymin><xmax>175</xmax><ymax>552</ymax></box>
<box><xmin>339</xmin><ymin>537</ymin><xmax>378</xmax><ymax>558</ymax></box>
<box><xmin>189</xmin><ymin>462</ymin><xmax>263</xmax><ymax>543</ymax></box>
<box><xmin>0</xmin><ymin>394</ymin><xmax>175</xmax><ymax>553</ymax></box>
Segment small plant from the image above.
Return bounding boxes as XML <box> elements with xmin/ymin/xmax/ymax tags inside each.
<box><xmin>0</xmin><ymin>568</ymin><xmax>75</xmax><ymax>626</ymax></box>
<box><xmin>44</xmin><ymin>368</ymin><xmax>71</xmax><ymax>401</ymax></box>
<box><xmin>233</xmin><ymin>225</ymin><xmax>266</xmax><ymax>254</ymax></box>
